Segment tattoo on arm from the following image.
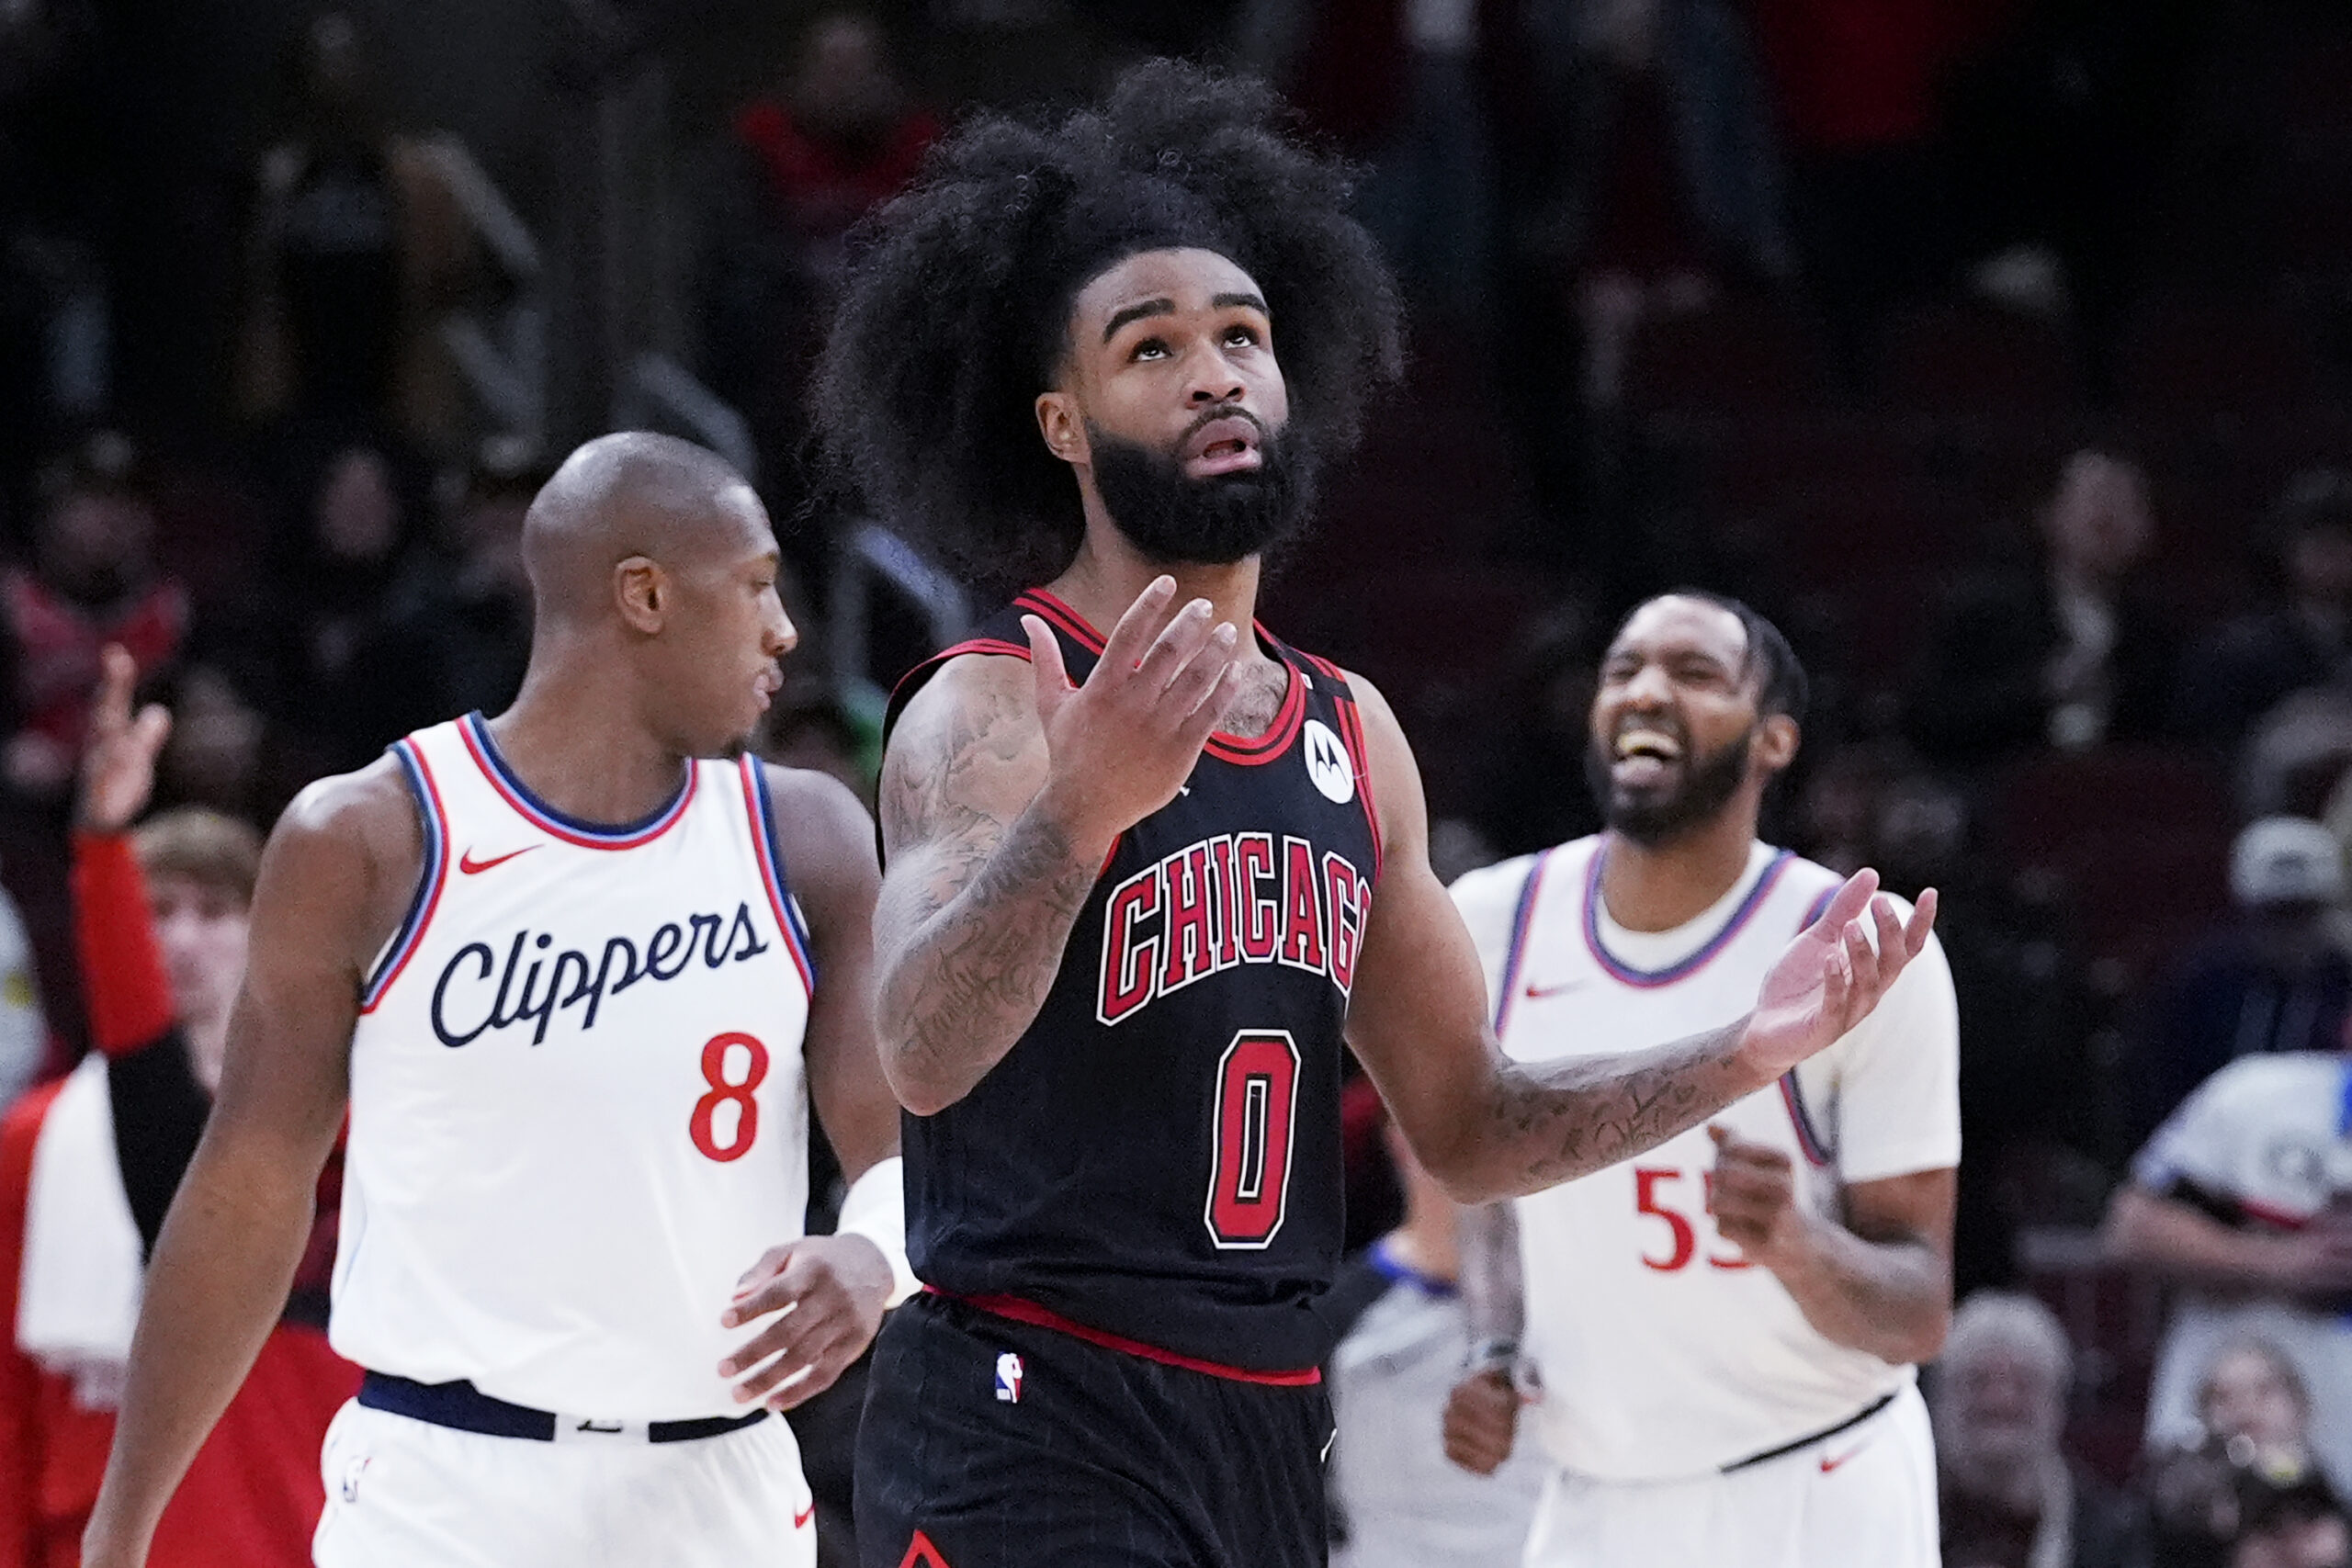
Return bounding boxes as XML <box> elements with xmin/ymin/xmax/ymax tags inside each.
<box><xmin>1485</xmin><ymin>1022</ymin><xmax>1758</xmax><ymax>1194</ymax></box>
<box><xmin>875</xmin><ymin>686</ymin><xmax>1101</xmax><ymax>1107</ymax></box>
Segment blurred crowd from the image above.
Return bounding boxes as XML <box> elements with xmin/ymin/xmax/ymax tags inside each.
<box><xmin>6</xmin><ymin>1</ymin><xmax>2352</xmax><ymax>1566</ymax></box>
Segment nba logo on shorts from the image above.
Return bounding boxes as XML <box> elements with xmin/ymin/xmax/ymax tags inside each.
<box><xmin>994</xmin><ymin>1352</ymin><xmax>1023</xmax><ymax>1404</ymax></box>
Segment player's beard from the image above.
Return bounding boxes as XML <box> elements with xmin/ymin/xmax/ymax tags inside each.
<box><xmin>1584</xmin><ymin>725</ymin><xmax>1756</xmax><ymax>847</ymax></box>
<box><xmin>1086</xmin><ymin>419</ymin><xmax>1316</xmax><ymax>568</ymax></box>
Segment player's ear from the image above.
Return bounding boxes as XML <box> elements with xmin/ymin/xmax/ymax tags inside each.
<box><xmin>614</xmin><ymin>556</ymin><xmax>668</xmax><ymax>634</ymax></box>
<box><xmin>1036</xmin><ymin>390</ymin><xmax>1089</xmax><ymax>468</ymax></box>
<box><xmin>1755</xmin><ymin>714</ymin><xmax>1800</xmax><ymax>773</ymax></box>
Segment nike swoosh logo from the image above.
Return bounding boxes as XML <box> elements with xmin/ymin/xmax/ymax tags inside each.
<box><xmin>795</xmin><ymin>1502</ymin><xmax>816</xmax><ymax>1529</ymax></box>
<box><xmin>1523</xmin><ymin>977</ymin><xmax>1590</xmax><ymax>999</ymax></box>
<box><xmin>459</xmin><ymin>846</ymin><xmax>539</xmax><ymax>875</ymax></box>
<box><xmin>1819</xmin><ymin>1444</ymin><xmax>1868</xmax><ymax>1474</ymax></box>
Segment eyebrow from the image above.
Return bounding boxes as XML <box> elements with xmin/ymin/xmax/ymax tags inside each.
<box><xmin>1102</xmin><ymin>299</ymin><xmax>1174</xmax><ymax>343</ymax></box>
<box><xmin>1100</xmin><ymin>292</ymin><xmax>1272</xmax><ymax>344</ymax></box>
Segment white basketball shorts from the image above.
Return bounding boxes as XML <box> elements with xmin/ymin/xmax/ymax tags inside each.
<box><xmin>1521</xmin><ymin>1382</ymin><xmax>1939</xmax><ymax>1568</ymax></box>
<box><xmin>311</xmin><ymin>1397</ymin><xmax>817</xmax><ymax>1568</ymax></box>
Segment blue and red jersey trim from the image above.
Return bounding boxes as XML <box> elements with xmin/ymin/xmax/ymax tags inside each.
<box><xmin>1581</xmin><ymin>846</ymin><xmax>1795</xmax><ymax>988</ymax></box>
<box><xmin>1776</xmin><ymin>882</ymin><xmax>1844</xmax><ymax>1166</ymax></box>
<box><xmin>361</xmin><ymin>739</ymin><xmax>451</xmax><ymax>1013</ymax></box>
<box><xmin>458</xmin><ymin>712</ymin><xmax>696</xmax><ymax>850</ymax></box>
<box><xmin>739</xmin><ymin>756</ymin><xmax>817</xmax><ymax>997</ymax></box>
<box><xmin>1490</xmin><ymin>847</ymin><xmax>1555</xmax><ymax>1041</ymax></box>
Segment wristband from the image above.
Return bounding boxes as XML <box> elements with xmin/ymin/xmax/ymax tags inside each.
<box><xmin>836</xmin><ymin>1156</ymin><xmax>920</xmax><ymax>1307</ymax></box>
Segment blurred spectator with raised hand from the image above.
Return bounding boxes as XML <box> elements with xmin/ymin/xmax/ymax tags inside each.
<box><xmin>0</xmin><ymin>432</ymin><xmax>186</xmax><ymax>809</ymax></box>
<box><xmin>2177</xmin><ymin>474</ymin><xmax>2352</xmax><ymax>757</ymax></box>
<box><xmin>2101</xmin><ymin>1010</ymin><xmax>2352</xmax><ymax>1494</ymax></box>
<box><xmin>0</xmin><ymin>645</ymin><xmax>356</xmax><ymax>1567</ymax></box>
<box><xmin>1932</xmin><ymin>1291</ymin><xmax>2139</xmax><ymax>1568</ymax></box>
<box><xmin>1908</xmin><ymin>450</ymin><xmax>2177</xmax><ymax>770</ymax></box>
<box><xmin>2124</xmin><ymin>819</ymin><xmax>2352</xmax><ymax>1148</ymax></box>
<box><xmin>1329</xmin><ymin>1118</ymin><xmax>1544</xmax><ymax>1568</ymax></box>
<box><xmin>235</xmin><ymin>10</ymin><xmax>473</xmax><ymax>446</ymax></box>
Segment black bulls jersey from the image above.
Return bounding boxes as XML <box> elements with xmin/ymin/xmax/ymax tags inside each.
<box><xmin>881</xmin><ymin>588</ymin><xmax>1384</xmax><ymax>1373</ymax></box>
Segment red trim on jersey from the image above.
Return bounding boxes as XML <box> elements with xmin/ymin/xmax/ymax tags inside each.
<box><xmin>928</xmin><ymin>1287</ymin><xmax>1323</xmax><ymax>1385</ymax></box>
<box><xmin>458</xmin><ymin>716</ymin><xmax>698</xmax><ymax>850</ymax></box>
<box><xmin>361</xmin><ymin>739</ymin><xmax>452</xmax><ymax>1015</ymax></box>
<box><xmin>1011</xmin><ymin>592</ymin><xmax>1312</xmax><ymax>766</ymax></box>
<box><xmin>1012</xmin><ymin>589</ymin><xmax>1106</xmax><ymax>654</ymax></box>
<box><xmin>738</xmin><ymin>758</ymin><xmax>817</xmax><ymax>998</ymax></box>
<box><xmin>2239</xmin><ymin>1196</ymin><xmax>2313</xmax><ymax>1232</ymax></box>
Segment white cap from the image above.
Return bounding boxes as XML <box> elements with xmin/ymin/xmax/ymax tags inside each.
<box><xmin>2230</xmin><ymin>817</ymin><xmax>2346</xmax><ymax>908</ymax></box>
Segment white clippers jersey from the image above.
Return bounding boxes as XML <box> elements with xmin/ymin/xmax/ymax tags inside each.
<box><xmin>1451</xmin><ymin>839</ymin><xmax>1960</xmax><ymax>1482</ymax></box>
<box><xmin>332</xmin><ymin>715</ymin><xmax>814</xmax><ymax>1421</ymax></box>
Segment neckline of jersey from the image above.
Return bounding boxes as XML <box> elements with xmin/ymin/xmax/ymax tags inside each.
<box><xmin>1580</xmin><ymin>842</ymin><xmax>1796</xmax><ymax>987</ymax></box>
<box><xmin>1012</xmin><ymin>588</ymin><xmax>1309</xmax><ymax>764</ymax></box>
<box><xmin>458</xmin><ymin>712</ymin><xmax>698</xmax><ymax>848</ymax></box>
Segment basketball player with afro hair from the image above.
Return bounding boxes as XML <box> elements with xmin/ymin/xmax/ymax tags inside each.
<box><xmin>827</xmin><ymin>62</ymin><xmax>1937</xmax><ymax>1568</ymax></box>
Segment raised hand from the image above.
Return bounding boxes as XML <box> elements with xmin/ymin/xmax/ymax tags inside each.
<box><xmin>1741</xmin><ymin>870</ymin><xmax>1936</xmax><ymax>1078</ymax></box>
<box><xmin>1027</xmin><ymin>575</ymin><xmax>1240</xmax><ymax>844</ymax></box>
<box><xmin>718</xmin><ymin>1235</ymin><xmax>894</xmax><ymax>1411</ymax></box>
<box><xmin>77</xmin><ymin>643</ymin><xmax>172</xmax><ymax>835</ymax></box>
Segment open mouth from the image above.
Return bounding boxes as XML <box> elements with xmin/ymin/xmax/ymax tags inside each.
<box><xmin>1611</xmin><ymin>726</ymin><xmax>1683</xmax><ymax>785</ymax></box>
<box><xmin>1182</xmin><ymin>414</ymin><xmax>1263</xmax><ymax>477</ymax></box>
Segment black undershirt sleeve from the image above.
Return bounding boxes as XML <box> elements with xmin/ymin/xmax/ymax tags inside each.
<box><xmin>103</xmin><ymin>1028</ymin><xmax>210</xmax><ymax>1258</ymax></box>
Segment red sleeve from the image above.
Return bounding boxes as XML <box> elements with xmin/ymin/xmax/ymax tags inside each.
<box><xmin>0</xmin><ymin>1084</ymin><xmax>63</xmax><ymax>1568</ymax></box>
<box><xmin>72</xmin><ymin>832</ymin><xmax>175</xmax><ymax>1058</ymax></box>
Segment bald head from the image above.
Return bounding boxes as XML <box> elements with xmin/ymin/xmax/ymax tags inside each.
<box><xmin>524</xmin><ymin>432</ymin><xmax>767</xmax><ymax>624</ymax></box>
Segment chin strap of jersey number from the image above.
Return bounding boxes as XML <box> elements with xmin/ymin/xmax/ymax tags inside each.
<box><xmin>836</xmin><ymin>1156</ymin><xmax>921</xmax><ymax>1308</ymax></box>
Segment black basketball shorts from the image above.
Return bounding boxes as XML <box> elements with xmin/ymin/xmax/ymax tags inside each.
<box><xmin>855</xmin><ymin>1291</ymin><xmax>1333</xmax><ymax>1568</ymax></box>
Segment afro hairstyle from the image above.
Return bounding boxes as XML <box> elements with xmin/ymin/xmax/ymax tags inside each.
<box><xmin>812</xmin><ymin>59</ymin><xmax>1404</xmax><ymax>589</ymax></box>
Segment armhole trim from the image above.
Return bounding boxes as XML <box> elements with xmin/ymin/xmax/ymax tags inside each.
<box><xmin>741</xmin><ymin>758</ymin><xmax>818</xmax><ymax>998</ymax></box>
<box><xmin>360</xmin><ymin>739</ymin><xmax>451</xmax><ymax>1014</ymax></box>
<box><xmin>1490</xmin><ymin>848</ymin><xmax>1555</xmax><ymax>1042</ymax></box>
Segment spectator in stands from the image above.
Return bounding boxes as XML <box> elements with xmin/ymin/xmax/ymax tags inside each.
<box><xmin>0</xmin><ymin>645</ymin><xmax>356</xmax><ymax>1565</ymax></box>
<box><xmin>695</xmin><ymin>10</ymin><xmax>936</xmax><ymax>540</ymax></box>
<box><xmin>1907</xmin><ymin>449</ymin><xmax>2177</xmax><ymax>769</ymax></box>
<box><xmin>2123</xmin><ymin>818</ymin><xmax>2352</xmax><ymax>1148</ymax></box>
<box><xmin>234</xmin><ymin>10</ymin><xmax>474</xmax><ymax>446</ymax></box>
<box><xmin>2176</xmin><ymin>473</ymin><xmax>2352</xmax><ymax>756</ymax></box>
<box><xmin>0</xmin><ymin>883</ymin><xmax>44</xmax><ymax>1114</ymax></box>
<box><xmin>361</xmin><ymin>434</ymin><xmax>544</xmax><ymax>745</ymax></box>
<box><xmin>2102</xmin><ymin>1020</ymin><xmax>2352</xmax><ymax>1494</ymax></box>
<box><xmin>1328</xmin><ymin>1117</ymin><xmax>1543</xmax><ymax>1567</ymax></box>
<box><xmin>0</xmin><ymin>432</ymin><xmax>187</xmax><ymax>808</ymax></box>
<box><xmin>246</xmin><ymin>436</ymin><xmax>423</xmax><ymax>786</ymax></box>
<box><xmin>1469</xmin><ymin>605</ymin><xmax>1606</xmax><ymax>859</ymax></box>
<box><xmin>1797</xmin><ymin>751</ymin><xmax>2106</xmax><ymax>1294</ymax></box>
<box><xmin>1933</xmin><ymin>1291</ymin><xmax>2139</xmax><ymax>1568</ymax></box>
<box><xmin>1747</xmin><ymin>0</ymin><xmax>2009</xmax><ymax>371</ymax></box>
<box><xmin>2143</xmin><ymin>1341</ymin><xmax>2348</xmax><ymax>1568</ymax></box>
